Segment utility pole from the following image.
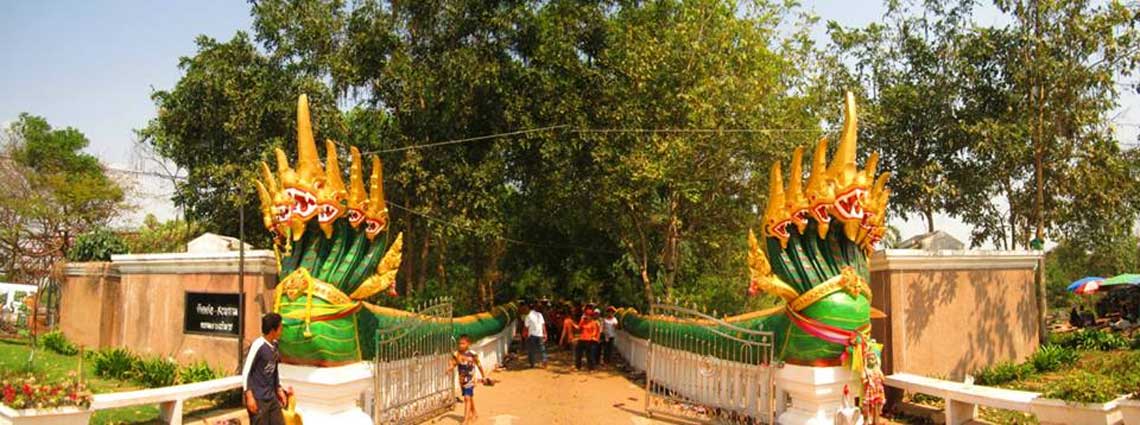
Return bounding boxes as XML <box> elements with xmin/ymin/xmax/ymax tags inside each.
<box><xmin>1029</xmin><ymin>0</ymin><xmax>1048</xmax><ymax>345</ymax></box>
<box><xmin>237</xmin><ymin>188</ymin><xmax>247</xmax><ymax>371</ymax></box>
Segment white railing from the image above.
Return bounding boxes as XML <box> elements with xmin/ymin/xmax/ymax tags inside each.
<box><xmin>886</xmin><ymin>372</ymin><xmax>1127</xmax><ymax>425</ymax></box>
<box><xmin>91</xmin><ymin>375</ymin><xmax>242</xmax><ymax>425</ymax></box>
<box><xmin>616</xmin><ymin>331</ymin><xmax>774</xmax><ymax>421</ymax></box>
<box><xmin>86</xmin><ymin>322</ymin><xmax>517</xmax><ymax>425</ymax></box>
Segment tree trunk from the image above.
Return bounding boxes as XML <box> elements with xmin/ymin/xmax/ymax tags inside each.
<box><xmin>924</xmin><ymin>208</ymin><xmax>935</xmax><ymax>233</ymax></box>
<box><xmin>417</xmin><ymin>227</ymin><xmax>430</xmax><ymax>293</ymax></box>
<box><xmin>400</xmin><ymin>197</ymin><xmax>416</xmax><ymax>296</ymax></box>
<box><xmin>437</xmin><ymin>236</ymin><xmax>447</xmax><ymax>288</ymax></box>
<box><xmin>625</xmin><ymin>202</ymin><xmax>655</xmax><ymax>306</ymax></box>
<box><xmin>661</xmin><ymin>204</ymin><xmax>680</xmax><ymax>300</ymax></box>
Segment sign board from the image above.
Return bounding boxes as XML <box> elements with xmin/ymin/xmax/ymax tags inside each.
<box><xmin>184</xmin><ymin>292</ymin><xmax>241</xmax><ymax>336</ymax></box>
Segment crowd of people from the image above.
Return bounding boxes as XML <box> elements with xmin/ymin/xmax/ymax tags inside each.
<box><xmin>519</xmin><ymin>300</ymin><xmax>620</xmax><ymax>371</ymax></box>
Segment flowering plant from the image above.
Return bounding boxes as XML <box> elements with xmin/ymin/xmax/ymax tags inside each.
<box><xmin>1</xmin><ymin>373</ymin><xmax>92</xmax><ymax>410</ymax></box>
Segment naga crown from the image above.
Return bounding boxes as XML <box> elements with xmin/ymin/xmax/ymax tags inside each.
<box><xmin>759</xmin><ymin>92</ymin><xmax>891</xmax><ymax>252</ymax></box>
<box><xmin>255</xmin><ymin>95</ymin><xmax>391</xmax><ymax>243</ymax></box>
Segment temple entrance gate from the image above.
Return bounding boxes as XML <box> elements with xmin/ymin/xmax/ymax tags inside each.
<box><xmin>644</xmin><ymin>302</ymin><xmax>778</xmax><ymax>424</ymax></box>
<box><xmin>373</xmin><ymin>298</ymin><xmax>455</xmax><ymax>425</ymax></box>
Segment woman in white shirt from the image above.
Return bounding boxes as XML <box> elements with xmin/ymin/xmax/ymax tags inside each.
<box><xmin>600</xmin><ymin>307</ymin><xmax>619</xmax><ymax>366</ymax></box>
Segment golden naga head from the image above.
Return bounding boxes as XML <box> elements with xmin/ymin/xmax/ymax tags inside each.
<box><xmin>761</xmin><ymin>163</ymin><xmax>793</xmax><ymax>249</ymax></box>
<box><xmin>363</xmin><ymin>155</ymin><xmax>389</xmax><ymax>240</ymax></box>
<box><xmin>784</xmin><ymin>147</ymin><xmax>811</xmax><ymax>236</ymax></box>
<box><xmin>805</xmin><ymin>138</ymin><xmax>834</xmax><ymax>239</ymax></box>
<box><xmin>757</xmin><ymin>91</ymin><xmax>889</xmax><ymax>248</ymax></box>
<box><xmin>255</xmin><ymin>94</ymin><xmax>391</xmax><ymax>243</ymax></box>
<box><xmin>316</xmin><ymin>140</ymin><xmax>347</xmax><ymax>238</ymax></box>
<box><xmin>827</xmin><ymin>92</ymin><xmax>876</xmax><ymax>241</ymax></box>
<box><xmin>346</xmin><ymin>146</ymin><xmax>368</xmax><ymax>229</ymax></box>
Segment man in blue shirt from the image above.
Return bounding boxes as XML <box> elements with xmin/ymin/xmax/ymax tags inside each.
<box><xmin>242</xmin><ymin>313</ymin><xmax>291</xmax><ymax>425</ymax></box>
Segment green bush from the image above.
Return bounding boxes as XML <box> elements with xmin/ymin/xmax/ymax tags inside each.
<box><xmin>1049</xmin><ymin>329</ymin><xmax>1128</xmax><ymax>351</ymax></box>
<box><xmin>1030</xmin><ymin>344</ymin><xmax>1080</xmax><ymax>373</ymax></box>
<box><xmin>135</xmin><ymin>357</ymin><xmax>179</xmax><ymax>388</ymax></box>
<box><xmin>974</xmin><ymin>361</ymin><xmax>1036</xmax><ymax>386</ymax></box>
<box><xmin>41</xmin><ymin>331</ymin><xmax>79</xmax><ymax>356</ymax></box>
<box><xmin>1043</xmin><ymin>371</ymin><xmax>1124</xmax><ymax>404</ymax></box>
<box><xmin>90</xmin><ymin>348</ymin><xmax>138</xmax><ymax>380</ymax></box>
<box><xmin>178</xmin><ymin>361</ymin><xmax>219</xmax><ymax>384</ymax></box>
<box><xmin>66</xmin><ymin>228</ymin><xmax>128</xmax><ymax>262</ymax></box>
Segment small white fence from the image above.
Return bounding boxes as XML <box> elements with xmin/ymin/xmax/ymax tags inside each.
<box><xmin>886</xmin><ymin>372</ymin><xmax>1129</xmax><ymax>425</ymax></box>
<box><xmin>90</xmin><ymin>375</ymin><xmax>242</xmax><ymax>425</ymax></box>
<box><xmin>616</xmin><ymin>331</ymin><xmax>776</xmax><ymax>422</ymax></box>
<box><xmin>84</xmin><ymin>322</ymin><xmax>516</xmax><ymax>425</ymax></box>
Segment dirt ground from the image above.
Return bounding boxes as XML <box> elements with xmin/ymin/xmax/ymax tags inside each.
<box><xmin>422</xmin><ymin>345</ymin><xmax>705</xmax><ymax>425</ymax></box>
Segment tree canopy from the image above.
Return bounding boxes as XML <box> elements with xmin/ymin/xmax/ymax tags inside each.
<box><xmin>1</xmin><ymin>114</ymin><xmax>125</xmax><ymax>284</ymax></box>
<box><xmin>139</xmin><ymin>0</ymin><xmax>1140</xmax><ymax>314</ymax></box>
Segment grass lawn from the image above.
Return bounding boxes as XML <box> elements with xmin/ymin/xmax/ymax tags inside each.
<box><xmin>0</xmin><ymin>338</ymin><xmax>239</xmax><ymax>425</ymax></box>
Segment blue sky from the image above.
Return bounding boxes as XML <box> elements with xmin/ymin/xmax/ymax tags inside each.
<box><xmin>0</xmin><ymin>0</ymin><xmax>251</xmax><ymax>164</ymax></box>
<box><xmin>0</xmin><ymin>1</ymin><xmax>1131</xmax><ymax>246</ymax></box>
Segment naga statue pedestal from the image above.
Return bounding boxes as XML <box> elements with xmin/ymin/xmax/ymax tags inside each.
<box><xmin>280</xmin><ymin>362</ymin><xmax>373</xmax><ymax>425</ymax></box>
<box><xmin>776</xmin><ymin>364</ymin><xmax>862</xmax><ymax>425</ymax></box>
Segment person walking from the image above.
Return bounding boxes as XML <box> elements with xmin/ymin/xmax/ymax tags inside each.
<box><xmin>559</xmin><ymin>306</ymin><xmax>578</xmax><ymax>350</ymax></box>
<box><xmin>448</xmin><ymin>334</ymin><xmax>491</xmax><ymax>425</ymax></box>
<box><xmin>600</xmin><ymin>307</ymin><xmax>619</xmax><ymax>366</ymax></box>
<box><xmin>524</xmin><ymin>302</ymin><xmax>548</xmax><ymax>368</ymax></box>
<box><xmin>575</xmin><ymin>309</ymin><xmax>601</xmax><ymax>371</ymax></box>
<box><xmin>241</xmin><ymin>313</ymin><xmax>293</xmax><ymax>425</ymax></box>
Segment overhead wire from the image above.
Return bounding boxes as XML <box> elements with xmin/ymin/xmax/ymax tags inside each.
<box><xmin>385</xmin><ymin>200</ymin><xmax>622</xmax><ymax>255</ymax></box>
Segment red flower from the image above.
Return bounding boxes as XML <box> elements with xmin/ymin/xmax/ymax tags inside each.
<box><xmin>68</xmin><ymin>392</ymin><xmax>77</xmax><ymax>401</ymax></box>
<box><xmin>21</xmin><ymin>384</ymin><xmax>32</xmax><ymax>396</ymax></box>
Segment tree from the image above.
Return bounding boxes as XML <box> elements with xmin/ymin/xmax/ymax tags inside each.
<box><xmin>0</xmin><ymin>114</ymin><xmax>125</xmax><ymax>284</ymax></box>
<box><xmin>581</xmin><ymin>0</ymin><xmax>824</xmax><ymax>303</ymax></box>
<box><xmin>827</xmin><ymin>0</ymin><xmax>978</xmax><ymax>233</ymax></box>
<box><xmin>830</xmin><ymin>0</ymin><xmax>1140</xmax><ymax>249</ymax></box>
<box><xmin>152</xmin><ymin>0</ymin><xmax>852</xmax><ymax>313</ymax></box>
<box><xmin>125</xmin><ymin>214</ymin><xmax>204</xmax><ymax>254</ymax></box>
<box><xmin>138</xmin><ymin>32</ymin><xmax>341</xmax><ymax>244</ymax></box>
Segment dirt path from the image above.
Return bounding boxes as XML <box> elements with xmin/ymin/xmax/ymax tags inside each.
<box><xmin>423</xmin><ymin>345</ymin><xmax>702</xmax><ymax>425</ymax></box>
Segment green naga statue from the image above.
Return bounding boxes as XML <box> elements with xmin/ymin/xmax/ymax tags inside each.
<box><xmin>618</xmin><ymin>93</ymin><xmax>887</xmax><ymax>418</ymax></box>
<box><xmin>255</xmin><ymin>95</ymin><xmax>514</xmax><ymax>367</ymax></box>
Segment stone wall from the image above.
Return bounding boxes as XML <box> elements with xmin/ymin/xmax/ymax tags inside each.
<box><xmin>60</xmin><ymin>251</ymin><xmax>277</xmax><ymax>372</ymax></box>
<box><xmin>869</xmin><ymin>249</ymin><xmax>1042</xmax><ymax>379</ymax></box>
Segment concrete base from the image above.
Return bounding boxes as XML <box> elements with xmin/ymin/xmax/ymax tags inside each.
<box><xmin>1030</xmin><ymin>396</ymin><xmax>1124</xmax><ymax>425</ymax></box>
<box><xmin>1119</xmin><ymin>398</ymin><xmax>1140</xmax><ymax>425</ymax></box>
<box><xmin>279</xmin><ymin>362</ymin><xmax>373</xmax><ymax>425</ymax></box>
<box><xmin>776</xmin><ymin>364</ymin><xmax>862</xmax><ymax>425</ymax></box>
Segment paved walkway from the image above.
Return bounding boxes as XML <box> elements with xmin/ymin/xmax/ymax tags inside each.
<box><xmin>423</xmin><ymin>346</ymin><xmax>703</xmax><ymax>425</ymax></box>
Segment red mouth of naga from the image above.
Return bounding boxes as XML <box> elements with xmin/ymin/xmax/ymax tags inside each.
<box><xmin>347</xmin><ymin>209</ymin><xmax>364</xmax><ymax>224</ymax></box>
<box><xmin>811</xmin><ymin>204</ymin><xmax>831</xmax><ymax>223</ymax></box>
<box><xmin>768</xmin><ymin>221</ymin><xmax>791</xmax><ymax>239</ymax></box>
<box><xmin>793</xmin><ymin>209</ymin><xmax>810</xmax><ymax>225</ymax></box>
<box><xmin>318</xmin><ymin>203</ymin><xmax>341</xmax><ymax>223</ymax></box>
<box><xmin>365</xmin><ymin>219</ymin><xmax>385</xmax><ymax>235</ymax></box>
<box><xmin>833</xmin><ymin>188</ymin><xmax>866</xmax><ymax>220</ymax></box>
<box><xmin>273</xmin><ymin>206</ymin><xmax>290</xmax><ymax>223</ymax></box>
<box><xmin>285</xmin><ymin>188</ymin><xmax>318</xmax><ymax>219</ymax></box>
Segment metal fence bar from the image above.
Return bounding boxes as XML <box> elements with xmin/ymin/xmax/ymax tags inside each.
<box><xmin>373</xmin><ymin>298</ymin><xmax>454</xmax><ymax>425</ymax></box>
